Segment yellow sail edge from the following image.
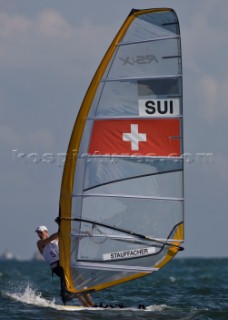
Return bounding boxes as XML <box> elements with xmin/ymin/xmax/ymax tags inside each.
<box><xmin>155</xmin><ymin>223</ymin><xmax>184</xmax><ymax>269</ymax></box>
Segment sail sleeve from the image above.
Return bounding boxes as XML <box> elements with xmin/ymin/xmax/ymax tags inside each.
<box><xmin>59</xmin><ymin>8</ymin><xmax>184</xmax><ymax>294</ymax></box>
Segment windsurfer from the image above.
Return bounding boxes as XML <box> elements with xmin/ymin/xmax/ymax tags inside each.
<box><xmin>35</xmin><ymin>225</ymin><xmax>94</xmax><ymax>307</ymax></box>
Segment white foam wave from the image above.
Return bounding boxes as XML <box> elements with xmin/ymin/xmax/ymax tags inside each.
<box><xmin>146</xmin><ymin>304</ymin><xmax>170</xmax><ymax>311</ymax></box>
<box><xmin>5</xmin><ymin>283</ymin><xmax>56</xmax><ymax>308</ymax></box>
<box><xmin>169</xmin><ymin>276</ymin><xmax>176</xmax><ymax>282</ymax></box>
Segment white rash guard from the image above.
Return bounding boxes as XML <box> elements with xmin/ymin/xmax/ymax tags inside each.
<box><xmin>42</xmin><ymin>239</ymin><xmax>59</xmax><ymax>267</ymax></box>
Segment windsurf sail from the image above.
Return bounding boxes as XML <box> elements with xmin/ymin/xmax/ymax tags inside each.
<box><xmin>58</xmin><ymin>8</ymin><xmax>184</xmax><ymax>294</ymax></box>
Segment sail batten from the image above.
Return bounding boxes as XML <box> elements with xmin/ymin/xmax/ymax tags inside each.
<box><xmin>100</xmin><ymin>74</ymin><xmax>182</xmax><ymax>82</ymax></box>
<box><xmin>88</xmin><ymin>115</ymin><xmax>183</xmax><ymax>121</ymax></box>
<box><xmin>118</xmin><ymin>35</ymin><xmax>180</xmax><ymax>46</ymax></box>
<box><xmin>59</xmin><ymin>7</ymin><xmax>184</xmax><ymax>294</ymax></box>
<box><xmin>71</xmin><ymin>233</ymin><xmax>183</xmax><ymax>243</ymax></box>
<box><xmin>72</xmin><ymin>193</ymin><xmax>183</xmax><ymax>201</ymax></box>
<box><xmin>72</xmin><ymin>262</ymin><xmax>158</xmax><ymax>273</ymax></box>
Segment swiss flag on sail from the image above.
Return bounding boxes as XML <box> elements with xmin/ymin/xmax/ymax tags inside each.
<box><xmin>88</xmin><ymin>119</ymin><xmax>181</xmax><ymax>157</ymax></box>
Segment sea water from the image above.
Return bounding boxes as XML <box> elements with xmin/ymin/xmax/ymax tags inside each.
<box><xmin>0</xmin><ymin>258</ymin><xmax>227</xmax><ymax>320</ymax></box>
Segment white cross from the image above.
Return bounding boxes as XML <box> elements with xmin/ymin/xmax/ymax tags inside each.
<box><xmin>122</xmin><ymin>124</ymin><xmax>147</xmax><ymax>151</ymax></box>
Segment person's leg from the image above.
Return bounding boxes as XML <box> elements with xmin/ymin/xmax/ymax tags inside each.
<box><xmin>76</xmin><ymin>294</ymin><xmax>90</xmax><ymax>307</ymax></box>
<box><xmin>52</xmin><ymin>265</ymin><xmax>75</xmax><ymax>304</ymax></box>
<box><xmin>84</xmin><ymin>293</ymin><xmax>94</xmax><ymax>306</ymax></box>
<box><xmin>54</xmin><ymin>265</ymin><xmax>93</xmax><ymax>306</ymax></box>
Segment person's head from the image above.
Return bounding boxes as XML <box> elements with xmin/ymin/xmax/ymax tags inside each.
<box><xmin>35</xmin><ymin>225</ymin><xmax>48</xmax><ymax>240</ymax></box>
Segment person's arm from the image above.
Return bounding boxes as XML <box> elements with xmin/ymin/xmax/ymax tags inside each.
<box><xmin>47</xmin><ymin>232</ymin><xmax>58</xmax><ymax>242</ymax></box>
<box><xmin>37</xmin><ymin>232</ymin><xmax>58</xmax><ymax>254</ymax></box>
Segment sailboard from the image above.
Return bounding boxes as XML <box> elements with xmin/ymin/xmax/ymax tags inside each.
<box><xmin>58</xmin><ymin>7</ymin><xmax>184</xmax><ymax>298</ymax></box>
<box><xmin>53</xmin><ymin>304</ymin><xmax>149</xmax><ymax>312</ymax></box>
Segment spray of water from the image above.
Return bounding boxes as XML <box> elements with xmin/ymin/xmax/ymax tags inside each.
<box><xmin>5</xmin><ymin>283</ymin><xmax>56</xmax><ymax>308</ymax></box>
<box><xmin>4</xmin><ymin>282</ymin><xmax>171</xmax><ymax>312</ymax></box>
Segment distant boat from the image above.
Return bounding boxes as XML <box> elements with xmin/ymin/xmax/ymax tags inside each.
<box><xmin>57</xmin><ymin>7</ymin><xmax>184</xmax><ymax>297</ymax></box>
<box><xmin>0</xmin><ymin>250</ymin><xmax>19</xmax><ymax>261</ymax></box>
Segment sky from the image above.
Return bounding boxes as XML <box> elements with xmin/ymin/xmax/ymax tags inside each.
<box><xmin>0</xmin><ymin>0</ymin><xmax>227</xmax><ymax>260</ymax></box>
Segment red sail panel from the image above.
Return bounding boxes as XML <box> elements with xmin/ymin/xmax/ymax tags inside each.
<box><xmin>88</xmin><ymin>119</ymin><xmax>181</xmax><ymax>157</ymax></box>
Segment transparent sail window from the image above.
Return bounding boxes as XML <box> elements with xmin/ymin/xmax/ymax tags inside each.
<box><xmin>82</xmin><ymin>157</ymin><xmax>183</xmax><ymax>193</ymax></box>
<box><xmin>72</xmin><ymin>196</ymin><xmax>183</xmax><ymax>240</ymax></box>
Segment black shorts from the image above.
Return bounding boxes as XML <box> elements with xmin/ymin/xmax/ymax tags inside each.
<box><xmin>51</xmin><ymin>261</ymin><xmax>61</xmax><ymax>277</ymax></box>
